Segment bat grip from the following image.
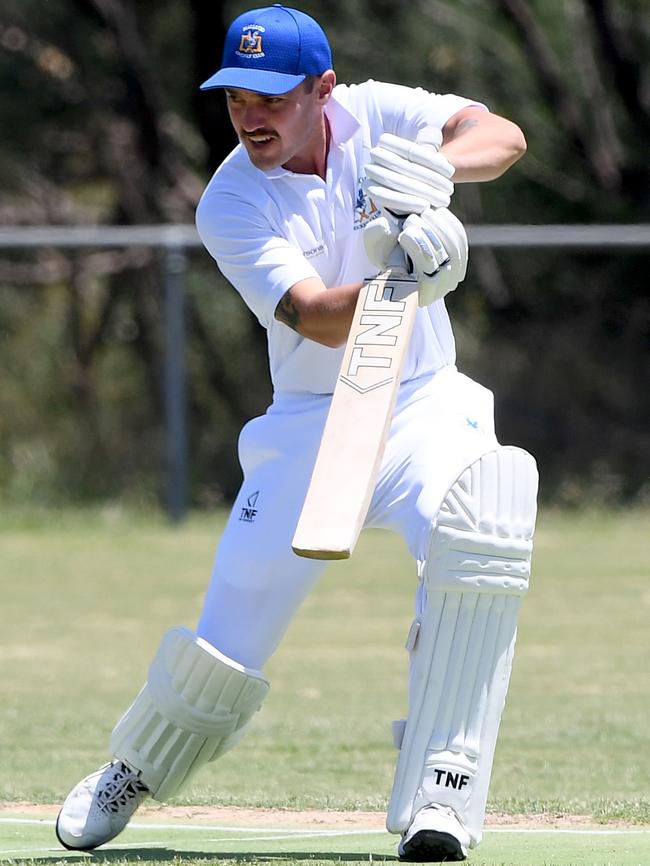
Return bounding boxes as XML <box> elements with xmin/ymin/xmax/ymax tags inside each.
<box><xmin>386</xmin><ymin>215</ymin><xmax>409</xmax><ymax>271</ymax></box>
<box><xmin>387</xmin><ymin>244</ymin><xmax>409</xmax><ymax>270</ymax></box>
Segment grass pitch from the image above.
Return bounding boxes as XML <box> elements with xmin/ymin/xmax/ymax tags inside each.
<box><xmin>1</xmin><ymin>506</ymin><xmax>649</xmax><ymax>864</ymax></box>
<box><xmin>1</xmin><ymin>811</ymin><xmax>650</xmax><ymax>865</ymax></box>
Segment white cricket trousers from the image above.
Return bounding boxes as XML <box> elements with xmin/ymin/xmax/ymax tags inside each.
<box><xmin>197</xmin><ymin>366</ymin><xmax>499</xmax><ymax>670</ymax></box>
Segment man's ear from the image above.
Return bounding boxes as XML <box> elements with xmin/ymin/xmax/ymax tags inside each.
<box><xmin>317</xmin><ymin>70</ymin><xmax>336</xmax><ymax>103</ymax></box>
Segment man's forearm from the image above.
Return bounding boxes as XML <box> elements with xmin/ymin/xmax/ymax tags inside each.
<box><xmin>275</xmin><ymin>278</ymin><xmax>364</xmax><ymax>348</ymax></box>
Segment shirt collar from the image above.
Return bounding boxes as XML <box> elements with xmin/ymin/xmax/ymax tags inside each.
<box><xmin>325</xmin><ymin>90</ymin><xmax>361</xmax><ymax>146</ymax></box>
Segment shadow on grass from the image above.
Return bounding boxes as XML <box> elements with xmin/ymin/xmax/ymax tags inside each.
<box><xmin>27</xmin><ymin>850</ymin><xmax>399</xmax><ymax>864</ymax></box>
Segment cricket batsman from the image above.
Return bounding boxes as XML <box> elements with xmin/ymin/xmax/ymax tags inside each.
<box><xmin>56</xmin><ymin>6</ymin><xmax>537</xmax><ymax>861</ymax></box>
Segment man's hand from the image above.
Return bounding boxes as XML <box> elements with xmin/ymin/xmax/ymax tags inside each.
<box><xmin>398</xmin><ymin>209</ymin><xmax>468</xmax><ymax>306</ymax></box>
<box><xmin>364</xmin><ymin>131</ymin><xmax>456</xmax><ymax>215</ymax></box>
<box><xmin>363</xmin><ymin>206</ymin><xmax>468</xmax><ymax>307</ymax></box>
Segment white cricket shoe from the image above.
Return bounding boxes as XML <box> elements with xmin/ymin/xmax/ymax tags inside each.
<box><xmin>56</xmin><ymin>761</ymin><xmax>150</xmax><ymax>850</ymax></box>
<box><xmin>398</xmin><ymin>804</ymin><xmax>470</xmax><ymax>862</ymax></box>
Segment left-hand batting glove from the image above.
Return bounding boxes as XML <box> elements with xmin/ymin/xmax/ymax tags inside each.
<box><xmin>365</xmin><ymin>129</ymin><xmax>455</xmax><ymax>215</ymax></box>
<box><xmin>397</xmin><ymin>208</ymin><xmax>468</xmax><ymax>306</ymax></box>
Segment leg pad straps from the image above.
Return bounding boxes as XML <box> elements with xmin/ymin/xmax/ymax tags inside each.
<box><xmin>110</xmin><ymin>627</ymin><xmax>269</xmax><ymax>800</ymax></box>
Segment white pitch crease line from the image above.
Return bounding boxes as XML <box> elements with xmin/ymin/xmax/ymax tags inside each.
<box><xmin>0</xmin><ymin>817</ymin><xmax>381</xmax><ymax>836</ymax></box>
<box><xmin>0</xmin><ymin>818</ymin><xmax>57</xmax><ymax>825</ymax></box>
<box><xmin>202</xmin><ymin>831</ymin><xmax>384</xmax><ymax>843</ymax></box>
<box><xmin>1</xmin><ymin>816</ymin><xmax>649</xmax><ymax>839</ymax></box>
<box><xmin>488</xmin><ymin>827</ymin><xmax>650</xmax><ymax>835</ymax></box>
<box><xmin>130</xmin><ymin>822</ymin><xmax>382</xmax><ymax>836</ymax></box>
<box><xmin>103</xmin><ymin>828</ymin><xmax>384</xmax><ymax>843</ymax></box>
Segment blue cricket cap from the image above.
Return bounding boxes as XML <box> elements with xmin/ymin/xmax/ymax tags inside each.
<box><xmin>200</xmin><ymin>5</ymin><xmax>332</xmax><ymax>95</ymax></box>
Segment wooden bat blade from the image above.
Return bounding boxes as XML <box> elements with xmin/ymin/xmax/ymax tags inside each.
<box><xmin>292</xmin><ymin>267</ymin><xmax>418</xmax><ymax>560</ymax></box>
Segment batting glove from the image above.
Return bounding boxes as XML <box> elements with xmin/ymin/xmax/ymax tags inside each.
<box><xmin>362</xmin><ymin>211</ymin><xmax>403</xmax><ymax>271</ymax></box>
<box><xmin>397</xmin><ymin>208</ymin><xmax>468</xmax><ymax>306</ymax></box>
<box><xmin>364</xmin><ymin>129</ymin><xmax>455</xmax><ymax>216</ymax></box>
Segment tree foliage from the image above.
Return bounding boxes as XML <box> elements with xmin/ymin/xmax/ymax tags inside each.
<box><xmin>0</xmin><ymin>0</ymin><xmax>648</xmax><ymax>507</ymax></box>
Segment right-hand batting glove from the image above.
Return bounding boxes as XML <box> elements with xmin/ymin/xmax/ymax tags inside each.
<box><xmin>397</xmin><ymin>208</ymin><xmax>468</xmax><ymax>306</ymax></box>
<box><xmin>362</xmin><ymin>210</ymin><xmax>403</xmax><ymax>271</ymax></box>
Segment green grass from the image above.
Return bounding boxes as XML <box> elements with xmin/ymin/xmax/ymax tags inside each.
<box><xmin>1</xmin><ymin>812</ymin><xmax>650</xmax><ymax>866</ymax></box>
<box><xmin>1</xmin><ymin>506</ymin><xmax>649</xmax><ymax>864</ymax></box>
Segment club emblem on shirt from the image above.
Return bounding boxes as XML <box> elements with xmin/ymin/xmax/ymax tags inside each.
<box><xmin>353</xmin><ymin>182</ymin><xmax>379</xmax><ymax>231</ymax></box>
<box><xmin>237</xmin><ymin>25</ymin><xmax>265</xmax><ymax>57</ymax></box>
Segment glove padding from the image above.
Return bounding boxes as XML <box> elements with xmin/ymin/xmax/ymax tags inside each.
<box><xmin>398</xmin><ymin>209</ymin><xmax>468</xmax><ymax>307</ymax></box>
<box><xmin>362</xmin><ymin>211</ymin><xmax>402</xmax><ymax>271</ymax></box>
<box><xmin>362</xmin><ymin>207</ymin><xmax>468</xmax><ymax>307</ymax></box>
<box><xmin>364</xmin><ymin>131</ymin><xmax>455</xmax><ymax>215</ymax></box>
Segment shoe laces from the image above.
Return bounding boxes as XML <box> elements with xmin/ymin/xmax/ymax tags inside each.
<box><xmin>97</xmin><ymin>762</ymin><xmax>149</xmax><ymax>815</ymax></box>
<box><xmin>424</xmin><ymin>803</ymin><xmax>457</xmax><ymax>819</ymax></box>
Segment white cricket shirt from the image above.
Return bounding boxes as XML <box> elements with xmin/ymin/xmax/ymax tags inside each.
<box><xmin>196</xmin><ymin>79</ymin><xmax>485</xmax><ymax>397</ymax></box>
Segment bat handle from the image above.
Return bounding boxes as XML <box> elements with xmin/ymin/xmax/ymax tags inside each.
<box><xmin>387</xmin><ymin>244</ymin><xmax>409</xmax><ymax>270</ymax></box>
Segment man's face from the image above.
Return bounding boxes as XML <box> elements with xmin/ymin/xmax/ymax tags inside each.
<box><xmin>225</xmin><ymin>78</ymin><xmax>329</xmax><ymax>173</ymax></box>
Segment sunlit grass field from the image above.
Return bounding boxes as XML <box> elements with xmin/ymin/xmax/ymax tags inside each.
<box><xmin>1</xmin><ymin>506</ymin><xmax>649</xmax><ymax>864</ymax></box>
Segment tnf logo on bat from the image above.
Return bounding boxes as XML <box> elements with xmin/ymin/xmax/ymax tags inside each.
<box><xmin>237</xmin><ymin>25</ymin><xmax>265</xmax><ymax>57</ymax></box>
<box><xmin>339</xmin><ymin>281</ymin><xmax>406</xmax><ymax>392</ymax></box>
<box><xmin>239</xmin><ymin>491</ymin><xmax>260</xmax><ymax>523</ymax></box>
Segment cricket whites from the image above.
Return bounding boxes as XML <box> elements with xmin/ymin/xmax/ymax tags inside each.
<box><xmin>292</xmin><ymin>267</ymin><xmax>418</xmax><ymax>560</ymax></box>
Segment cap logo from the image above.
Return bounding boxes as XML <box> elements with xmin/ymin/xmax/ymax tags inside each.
<box><xmin>237</xmin><ymin>24</ymin><xmax>265</xmax><ymax>58</ymax></box>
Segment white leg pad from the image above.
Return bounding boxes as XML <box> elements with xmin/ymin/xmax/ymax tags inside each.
<box><xmin>109</xmin><ymin>627</ymin><xmax>269</xmax><ymax>801</ymax></box>
<box><xmin>387</xmin><ymin>446</ymin><xmax>538</xmax><ymax>847</ymax></box>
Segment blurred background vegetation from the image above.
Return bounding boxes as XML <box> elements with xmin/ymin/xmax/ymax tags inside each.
<box><xmin>0</xmin><ymin>0</ymin><xmax>648</xmax><ymax>510</ymax></box>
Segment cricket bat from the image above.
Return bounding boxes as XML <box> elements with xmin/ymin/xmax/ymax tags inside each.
<box><xmin>292</xmin><ymin>265</ymin><xmax>418</xmax><ymax>560</ymax></box>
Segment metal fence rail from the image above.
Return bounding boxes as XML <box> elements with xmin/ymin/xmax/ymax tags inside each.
<box><xmin>2</xmin><ymin>224</ymin><xmax>649</xmax><ymax>520</ymax></box>
<box><xmin>2</xmin><ymin>223</ymin><xmax>650</xmax><ymax>248</ymax></box>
